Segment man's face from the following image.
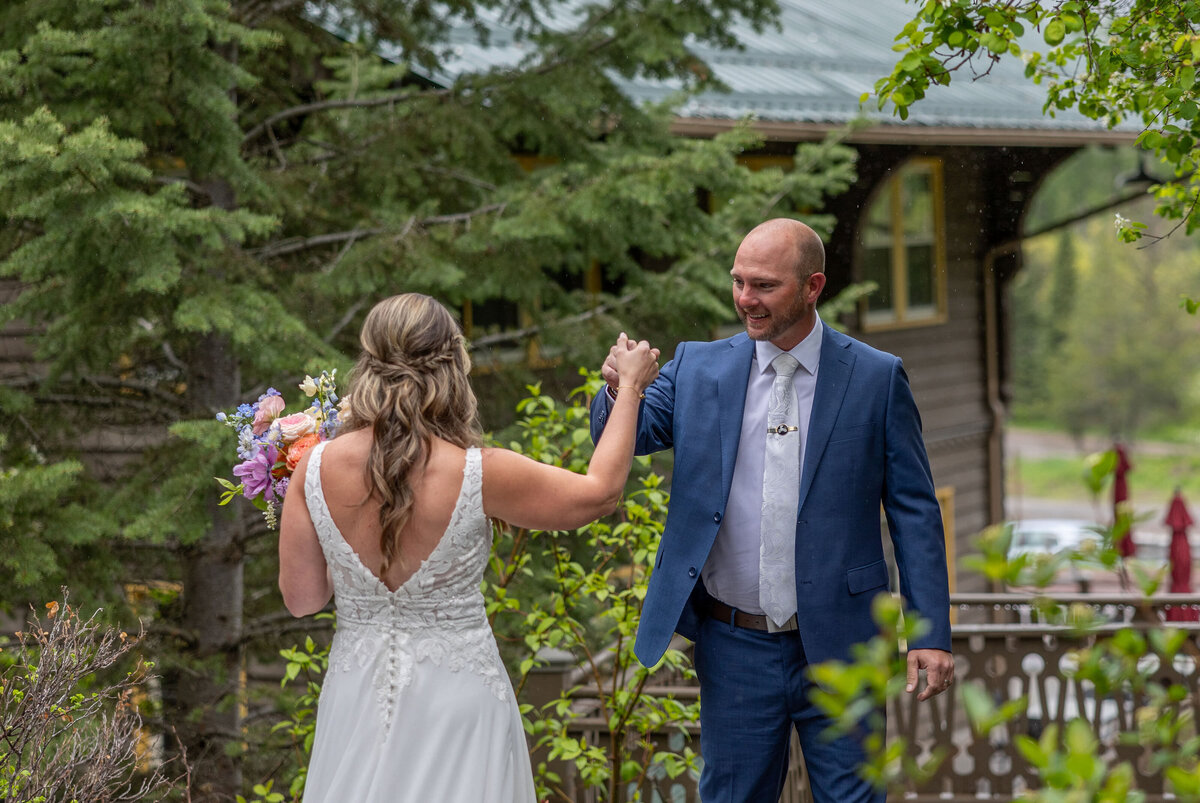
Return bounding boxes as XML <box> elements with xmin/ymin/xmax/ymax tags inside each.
<box><xmin>730</xmin><ymin>235</ymin><xmax>824</xmax><ymax>350</ymax></box>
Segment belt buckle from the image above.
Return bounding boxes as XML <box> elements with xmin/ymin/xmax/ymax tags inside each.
<box><xmin>766</xmin><ymin>614</ymin><xmax>797</xmax><ymax>633</ymax></box>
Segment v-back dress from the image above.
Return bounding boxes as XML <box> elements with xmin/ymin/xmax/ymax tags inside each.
<box><xmin>301</xmin><ymin>442</ymin><xmax>537</xmax><ymax>803</ymax></box>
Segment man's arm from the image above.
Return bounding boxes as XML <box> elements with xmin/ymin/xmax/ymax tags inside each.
<box><xmin>880</xmin><ymin>358</ymin><xmax>955</xmax><ymax>696</ymax></box>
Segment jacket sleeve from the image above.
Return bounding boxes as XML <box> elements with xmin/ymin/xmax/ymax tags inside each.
<box><xmin>882</xmin><ymin>358</ymin><xmax>952</xmax><ymax>653</ymax></box>
<box><xmin>589</xmin><ymin>342</ymin><xmax>683</xmax><ymax>456</ymax></box>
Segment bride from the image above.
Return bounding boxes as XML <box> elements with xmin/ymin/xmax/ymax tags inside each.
<box><xmin>278</xmin><ymin>293</ymin><xmax>660</xmax><ymax>802</ymax></box>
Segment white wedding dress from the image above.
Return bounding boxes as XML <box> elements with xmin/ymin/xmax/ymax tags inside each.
<box><xmin>301</xmin><ymin>442</ymin><xmax>537</xmax><ymax>803</ymax></box>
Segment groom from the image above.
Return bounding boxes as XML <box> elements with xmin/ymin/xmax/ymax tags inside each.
<box><xmin>590</xmin><ymin>218</ymin><xmax>953</xmax><ymax>802</ymax></box>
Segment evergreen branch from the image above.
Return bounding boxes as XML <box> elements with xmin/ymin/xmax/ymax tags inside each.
<box><xmin>249</xmin><ymin>203</ymin><xmax>505</xmax><ymax>259</ymax></box>
<box><xmin>80</xmin><ymin>375</ymin><xmax>189</xmax><ymax>410</ymax></box>
<box><xmin>3</xmin><ymin>373</ymin><xmax>188</xmax><ymax>412</ymax></box>
<box><xmin>417</xmin><ymin>164</ymin><xmax>498</xmax><ymax>192</ymax></box>
<box><xmin>469</xmin><ymin>291</ymin><xmax>636</xmax><ymax>350</ymax></box>
<box><xmin>250</xmin><ymin>227</ymin><xmax>387</xmax><ymax>259</ymax></box>
<box><xmin>324</xmin><ymin>296</ymin><xmax>370</xmax><ymax>344</ymax></box>
<box><xmin>153</xmin><ymin>175</ymin><xmax>211</xmax><ymax>199</ymax></box>
<box><xmin>295</xmin><ymin>133</ymin><xmax>388</xmax><ymax>165</ymax></box>
<box><xmin>161</xmin><ymin>341</ymin><xmax>188</xmax><ymax>372</ymax></box>
<box><xmin>423</xmin><ymin>203</ymin><xmax>505</xmax><ymax>225</ymax></box>
<box><xmin>241</xmin><ymin>13</ymin><xmax>621</xmax><ymax>153</ymax></box>
<box><xmin>241</xmin><ymin>88</ymin><xmax>449</xmax><ymax>148</ymax></box>
<box><xmin>234</xmin><ymin>0</ymin><xmax>306</xmax><ymax>26</ymax></box>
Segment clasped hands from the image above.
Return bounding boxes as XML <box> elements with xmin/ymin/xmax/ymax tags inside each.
<box><xmin>603</xmin><ymin>332</ymin><xmax>660</xmax><ymax>397</ymax></box>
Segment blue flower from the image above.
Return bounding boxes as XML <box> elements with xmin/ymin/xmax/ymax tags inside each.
<box><xmin>237</xmin><ymin>428</ymin><xmax>259</xmax><ymax>460</ymax></box>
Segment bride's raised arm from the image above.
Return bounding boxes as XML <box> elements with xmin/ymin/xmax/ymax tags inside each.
<box><xmin>481</xmin><ymin>333</ymin><xmax>659</xmax><ymax>531</ymax></box>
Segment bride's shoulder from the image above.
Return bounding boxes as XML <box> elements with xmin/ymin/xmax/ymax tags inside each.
<box><xmin>323</xmin><ymin>429</ymin><xmax>371</xmax><ymax>462</ymax></box>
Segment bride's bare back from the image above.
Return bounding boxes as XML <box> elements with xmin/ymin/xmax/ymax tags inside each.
<box><xmin>316</xmin><ymin>429</ymin><xmax>468</xmax><ymax>592</ymax></box>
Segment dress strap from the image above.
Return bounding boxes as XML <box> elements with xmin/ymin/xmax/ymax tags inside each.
<box><xmin>463</xmin><ymin>447</ymin><xmax>483</xmax><ymax>517</ymax></box>
<box><xmin>303</xmin><ymin>440</ymin><xmax>332</xmax><ymax>546</ymax></box>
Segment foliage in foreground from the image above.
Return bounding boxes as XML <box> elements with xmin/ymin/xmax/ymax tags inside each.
<box><xmin>0</xmin><ymin>594</ymin><xmax>173</xmax><ymax>802</ymax></box>
<box><xmin>813</xmin><ymin>448</ymin><xmax>1200</xmax><ymax>801</ymax></box>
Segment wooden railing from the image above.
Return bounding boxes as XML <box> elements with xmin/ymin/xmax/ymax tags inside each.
<box><xmin>529</xmin><ymin>593</ymin><xmax>1200</xmax><ymax>802</ymax></box>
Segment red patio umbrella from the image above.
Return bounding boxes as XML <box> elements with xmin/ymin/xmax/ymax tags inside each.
<box><xmin>1113</xmin><ymin>443</ymin><xmax>1136</xmax><ymax>557</ymax></box>
<box><xmin>1165</xmin><ymin>489</ymin><xmax>1198</xmax><ymax>622</ymax></box>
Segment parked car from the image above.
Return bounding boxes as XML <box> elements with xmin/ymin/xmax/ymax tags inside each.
<box><xmin>1007</xmin><ymin>518</ymin><xmax>1103</xmax><ymax>561</ymax></box>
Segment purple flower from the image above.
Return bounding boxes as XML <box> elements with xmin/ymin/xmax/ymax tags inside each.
<box><xmin>232</xmin><ymin>444</ymin><xmax>278</xmax><ymax>501</ymax></box>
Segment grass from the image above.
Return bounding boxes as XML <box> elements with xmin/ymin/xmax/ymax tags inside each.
<box><xmin>1008</xmin><ymin>452</ymin><xmax>1200</xmax><ymax>504</ymax></box>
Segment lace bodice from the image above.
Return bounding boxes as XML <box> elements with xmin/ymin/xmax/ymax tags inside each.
<box><xmin>304</xmin><ymin>442</ymin><xmax>510</xmax><ymax>732</ymax></box>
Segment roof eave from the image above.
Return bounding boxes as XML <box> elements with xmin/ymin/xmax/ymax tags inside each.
<box><xmin>670</xmin><ymin>118</ymin><xmax>1141</xmax><ymax>147</ymax></box>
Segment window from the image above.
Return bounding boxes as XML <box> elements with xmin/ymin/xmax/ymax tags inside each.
<box><xmin>858</xmin><ymin>158</ymin><xmax>947</xmax><ymax>329</ymax></box>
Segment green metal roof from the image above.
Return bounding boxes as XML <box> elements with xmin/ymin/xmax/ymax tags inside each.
<box><xmin>314</xmin><ymin>0</ymin><xmax>1138</xmax><ymax>143</ymax></box>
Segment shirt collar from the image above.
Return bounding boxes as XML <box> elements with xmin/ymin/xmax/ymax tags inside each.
<box><xmin>753</xmin><ymin>311</ymin><xmax>823</xmax><ymax>376</ymax></box>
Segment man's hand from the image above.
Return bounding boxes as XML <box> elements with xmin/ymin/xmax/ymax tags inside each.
<box><xmin>906</xmin><ymin>648</ymin><xmax>954</xmax><ymax>701</ymax></box>
<box><xmin>602</xmin><ymin>332</ymin><xmax>651</xmax><ymax>393</ymax></box>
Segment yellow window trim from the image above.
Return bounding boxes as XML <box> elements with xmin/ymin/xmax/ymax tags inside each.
<box><xmin>858</xmin><ymin>157</ymin><xmax>948</xmax><ymax>332</ymax></box>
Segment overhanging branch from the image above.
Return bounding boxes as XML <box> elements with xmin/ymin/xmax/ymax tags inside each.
<box><xmin>249</xmin><ymin>203</ymin><xmax>506</xmax><ymax>260</ymax></box>
<box><xmin>469</xmin><ymin>291</ymin><xmax>637</xmax><ymax>350</ymax></box>
<box><xmin>241</xmin><ymin>88</ymin><xmax>449</xmax><ymax>148</ymax></box>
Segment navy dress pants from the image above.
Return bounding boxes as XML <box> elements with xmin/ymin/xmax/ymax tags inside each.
<box><xmin>693</xmin><ymin>611</ymin><xmax>885</xmax><ymax>803</ymax></box>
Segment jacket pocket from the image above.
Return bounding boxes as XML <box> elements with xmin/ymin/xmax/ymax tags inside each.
<box><xmin>846</xmin><ymin>559</ymin><xmax>889</xmax><ymax>595</ymax></box>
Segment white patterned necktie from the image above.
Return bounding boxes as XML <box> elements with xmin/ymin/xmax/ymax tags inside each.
<box><xmin>759</xmin><ymin>352</ymin><xmax>800</xmax><ymax>628</ymax></box>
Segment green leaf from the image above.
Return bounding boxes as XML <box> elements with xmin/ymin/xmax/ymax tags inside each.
<box><xmin>1181</xmin><ymin>66</ymin><xmax>1197</xmax><ymax>91</ymax></box>
<box><xmin>1044</xmin><ymin>18</ymin><xmax>1066</xmax><ymax>46</ymax></box>
<box><xmin>1061</xmin><ymin>11</ymin><xmax>1084</xmax><ymax>32</ymax></box>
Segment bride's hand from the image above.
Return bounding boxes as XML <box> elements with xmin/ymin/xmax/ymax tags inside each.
<box><xmin>612</xmin><ymin>332</ymin><xmax>660</xmax><ymax>395</ymax></box>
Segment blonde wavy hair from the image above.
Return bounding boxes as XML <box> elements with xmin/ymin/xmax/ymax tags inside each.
<box><xmin>342</xmin><ymin>293</ymin><xmax>482</xmax><ymax>574</ymax></box>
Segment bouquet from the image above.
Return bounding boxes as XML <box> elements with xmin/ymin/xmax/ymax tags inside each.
<box><xmin>215</xmin><ymin>370</ymin><xmax>346</xmax><ymax>527</ymax></box>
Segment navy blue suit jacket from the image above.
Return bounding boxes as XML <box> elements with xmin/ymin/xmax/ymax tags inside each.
<box><xmin>590</xmin><ymin>324</ymin><xmax>952</xmax><ymax>668</ymax></box>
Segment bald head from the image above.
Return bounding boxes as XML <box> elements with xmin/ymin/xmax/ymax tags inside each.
<box><xmin>742</xmin><ymin>218</ymin><xmax>825</xmax><ymax>283</ymax></box>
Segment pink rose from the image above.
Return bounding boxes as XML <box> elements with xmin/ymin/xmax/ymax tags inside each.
<box><xmin>276</xmin><ymin>412</ymin><xmax>318</xmax><ymax>444</ymax></box>
<box><xmin>251</xmin><ymin>395</ymin><xmax>286</xmax><ymax>436</ymax></box>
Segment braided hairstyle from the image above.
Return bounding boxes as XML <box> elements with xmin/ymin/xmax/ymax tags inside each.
<box><xmin>342</xmin><ymin>294</ymin><xmax>482</xmax><ymax>574</ymax></box>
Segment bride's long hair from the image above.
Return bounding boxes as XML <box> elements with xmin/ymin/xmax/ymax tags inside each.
<box><xmin>342</xmin><ymin>293</ymin><xmax>482</xmax><ymax>573</ymax></box>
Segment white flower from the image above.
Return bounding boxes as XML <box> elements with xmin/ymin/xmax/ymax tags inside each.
<box><xmin>299</xmin><ymin>376</ymin><xmax>319</xmax><ymax>397</ymax></box>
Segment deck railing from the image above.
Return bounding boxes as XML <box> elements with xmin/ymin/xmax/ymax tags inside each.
<box><xmin>528</xmin><ymin>593</ymin><xmax>1200</xmax><ymax>802</ymax></box>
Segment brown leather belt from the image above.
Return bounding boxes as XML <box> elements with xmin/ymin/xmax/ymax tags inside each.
<box><xmin>708</xmin><ymin>599</ymin><xmax>797</xmax><ymax>632</ymax></box>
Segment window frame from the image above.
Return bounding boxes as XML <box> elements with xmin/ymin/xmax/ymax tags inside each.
<box><xmin>856</xmin><ymin>157</ymin><xmax>949</xmax><ymax>331</ymax></box>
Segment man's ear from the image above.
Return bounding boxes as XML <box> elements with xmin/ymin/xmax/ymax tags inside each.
<box><xmin>806</xmin><ymin>272</ymin><xmax>827</xmax><ymax>302</ymax></box>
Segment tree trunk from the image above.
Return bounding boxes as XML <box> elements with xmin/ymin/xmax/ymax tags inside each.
<box><xmin>170</xmin><ymin>330</ymin><xmax>244</xmax><ymax>801</ymax></box>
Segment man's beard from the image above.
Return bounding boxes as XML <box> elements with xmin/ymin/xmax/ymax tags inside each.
<box><xmin>737</xmin><ymin>297</ymin><xmax>810</xmax><ymax>342</ymax></box>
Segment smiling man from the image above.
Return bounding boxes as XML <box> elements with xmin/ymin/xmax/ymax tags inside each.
<box><xmin>591</xmin><ymin>218</ymin><xmax>953</xmax><ymax>803</ymax></box>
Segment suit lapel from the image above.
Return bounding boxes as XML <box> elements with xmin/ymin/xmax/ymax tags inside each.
<box><xmin>715</xmin><ymin>335</ymin><xmax>755</xmax><ymax>498</ymax></box>
<box><xmin>797</xmin><ymin>325</ymin><xmax>855</xmax><ymax>512</ymax></box>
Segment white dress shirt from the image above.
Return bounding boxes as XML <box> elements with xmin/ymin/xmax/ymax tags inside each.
<box><xmin>702</xmin><ymin>315</ymin><xmax>823</xmax><ymax>614</ymax></box>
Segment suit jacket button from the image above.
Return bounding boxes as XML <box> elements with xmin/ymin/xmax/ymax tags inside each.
<box><xmin>688</xmin><ymin>567</ymin><xmax>697</xmax><ymax>578</ymax></box>
<box><xmin>713</xmin><ymin>512</ymin><xmax>722</xmax><ymax>523</ymax></box>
